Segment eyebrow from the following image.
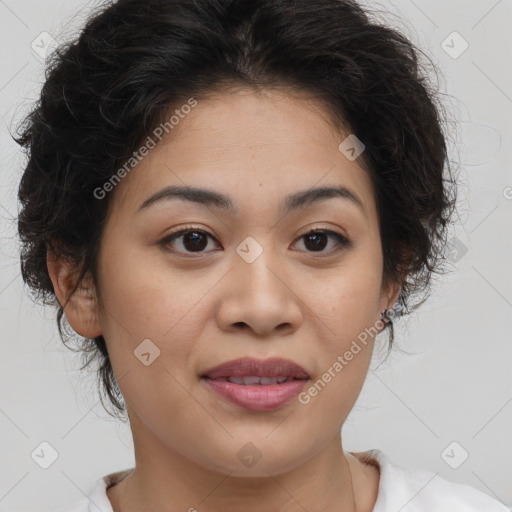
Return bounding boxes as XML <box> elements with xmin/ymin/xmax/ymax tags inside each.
<box><xmin>137</xmin><ymin>184</ymin><xmax>366</xmax><ymax>216</ymax></box>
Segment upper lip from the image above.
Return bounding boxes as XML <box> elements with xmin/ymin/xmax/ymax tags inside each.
<box><xmin>201</xmin><ymin>357</ymin><xmax>310</xmax><ymax>379</ymax></box>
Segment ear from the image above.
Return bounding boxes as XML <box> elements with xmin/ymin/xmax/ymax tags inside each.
<box><xmin>379</xmin><ymin>244</ymin><xmax>409</xmax><ymax>320</ymax></box>
<box><xmin>382</xmin><ymin>279</ymin><xmax>402</xmax><ymax>311</ymax></box>
<box><xmin>377</xmin><ymin>277</ymin><xmax>403</xmax><ymax>334</ymax></box>
<box><xmin>46</xmin><ymin>248</ymin><xmax>102</xmax><ymax>339</ymax></box>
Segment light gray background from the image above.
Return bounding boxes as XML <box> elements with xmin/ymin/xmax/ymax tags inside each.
<box><xmin>0</xmin><ymin>0</ymin><xmax>511</xmax><ymax>510</ymax></box>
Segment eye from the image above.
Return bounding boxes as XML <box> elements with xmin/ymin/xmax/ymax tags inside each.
<box><xmin>158</xmin><ymin>227</ymin><xmax>351</xmax><ymax>256</ymax></box>
<box><xmin>159</xmin><ymin>227</ymin><xmax>220</xmax><ymax>256</ymax></box>
<box><xmin>292</xmin><ymin>229</ymin><xmax>351</xmax><ymax>255</ymax></box>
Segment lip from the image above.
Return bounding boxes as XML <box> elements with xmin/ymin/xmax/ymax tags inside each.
<box><xmin>202</xmin><ymin>378</ymin><xmax>308</xmax><ymax>411</ymax></box>
<box><xmin>201</xmin><ymin>357</ymin><xmax>310</xmax><ymax>379</ymax></box>
<box><xmin>200</xmin><ymin>357</ymin><xmax>310</xmax><ymax>411</ymax></box>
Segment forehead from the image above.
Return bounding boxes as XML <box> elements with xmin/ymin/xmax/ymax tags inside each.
<box><xmin>107</xmin><ymin>88</ymin><xmax>376</xmax><ymax>222</ymax></box>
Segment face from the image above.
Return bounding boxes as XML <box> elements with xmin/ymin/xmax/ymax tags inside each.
<box><xmin>52</xmin><ymin>87</ymin><xmax>400</xmax><ymax>477</ymax></box>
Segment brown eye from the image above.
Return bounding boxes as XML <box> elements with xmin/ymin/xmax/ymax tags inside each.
<box><xmin>160</xmin><ymin>228</ymin><xmax>219</xmax><ymax>255</ymax></box>
<box><xmin>294</xmin><ymin>229</ymin><xmax>351</xmax><ymax>254</ymax></box>
<box><xmin>159</xmin><ymin>227</ymin><xmax>351</xmax><ymax>257</ymax></box>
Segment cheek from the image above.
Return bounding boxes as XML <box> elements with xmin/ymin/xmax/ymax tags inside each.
<box><xmin>95</xmin><ymin>253</ymin><xmax>211</xmax><ymax>414</ymax></box>
<box><xmin>303</xmin><ymin>253</ymin><xmax>383</xmax><ymax>342</ymax></box>
<box><xmin>96</xmin><ymin>245</ymin><xmax>222</xmax><ymax>380</ymax></box>
<box><xmin>297</xmin><ymin>268</ymin><xmax>381</xmax><ymax>421</ymax></box>
<box><xmin>296</xmin><ymin>250</ymin><xmax>383</xmax><ymax>411</ymax></box>
<box><xmin>97</xmin><ymin>240</ymin><xmax>207</xmax><ymax>332</ymax></box>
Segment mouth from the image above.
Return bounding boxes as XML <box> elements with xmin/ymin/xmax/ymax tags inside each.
<box><xmin>200</xmin><ymin>357</ymin><xmax>310</xmax><ymax>411</ymax></box>
<box><xmin>203</xmin><ymin>375</ymin><xmax>306</xmax><ymax>385</ymax></box>
<box><xmin>201</xmin><ymin>356</ymin><xmax>310</xmax><ymax>380</ymax></box>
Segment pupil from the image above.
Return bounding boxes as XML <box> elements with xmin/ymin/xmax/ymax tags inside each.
<box><xmin>184</xmin><ymin>231</ymin><xmax>207</xmax><ymax>251</ymax></box>
<box><xmin>305</xmin><ymin>233</ymin><xmax>327</xmax><ymax>251</ymax></box>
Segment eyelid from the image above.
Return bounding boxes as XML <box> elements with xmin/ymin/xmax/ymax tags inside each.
<box><xmin>295</xmin><ymin>223</ymin><xmax>349</xmax><ymax>240</ymax></box>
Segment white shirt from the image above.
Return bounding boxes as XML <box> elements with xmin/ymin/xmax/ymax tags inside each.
<box><xmin>57</xmin><ymin>449</ymin><xmax>509</xmax><ymax>511</ymax></box>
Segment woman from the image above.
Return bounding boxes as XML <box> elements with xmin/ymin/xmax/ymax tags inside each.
<box><xmin>15</xmin><ymin>0</ymin><xmax>508</xmax><ymax>510</ymax></box>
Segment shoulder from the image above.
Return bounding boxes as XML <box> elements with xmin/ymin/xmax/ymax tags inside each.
<box><xmin>55</xmin><ymin>497</ymin><xmax>91</xmax><ymax>512</ymax></box>
<box><xmin>56</xmin><ymin>468</ymin><xmax>133</xmax><ymax>512</ymax></box>
<box><xmin>351</xmin><ymin>449</ymin><xmax>509</xmax><ymax>512</ymax></box>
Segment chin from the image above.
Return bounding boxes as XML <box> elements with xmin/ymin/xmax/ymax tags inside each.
<box><xmin>184</xmin><ymin>435</ymin><xmax>316</xmax><ymax>478</ymax></box>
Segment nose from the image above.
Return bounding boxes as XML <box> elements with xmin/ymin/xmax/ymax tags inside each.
<box><xmin>214</xmin><ymin>244</ymin><xmax>304</xmax><ymax>338</ymax></box>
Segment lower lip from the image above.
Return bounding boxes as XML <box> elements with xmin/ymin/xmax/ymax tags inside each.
<box><xmin>202</xmin><ymin>377</ymin><xmax>308</xmax><ymax>411</ymax></box>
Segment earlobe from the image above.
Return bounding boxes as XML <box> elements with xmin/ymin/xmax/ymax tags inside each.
<box><xmin>378</xmin><ymin>279</ymin><xmax>404</xmax><ymax>331</ymax></box>
<box><xmin>46</xmin><ymin>248</ymin><xmax>103</xmax><ymax>339</ymax></box>
<box><xmin>388</xmin><ymin>281</ymin><xmax>403</xmax><ymax>309</ymax></box>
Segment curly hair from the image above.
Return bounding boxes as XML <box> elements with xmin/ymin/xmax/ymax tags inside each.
<box><xmin>14</xmin><ymin>0</ymin><xmax>458</xmax><ymax>419</ymax></box>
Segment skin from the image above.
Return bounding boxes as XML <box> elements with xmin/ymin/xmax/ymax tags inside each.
<box><xmin>47</xmin><ymin>87</ymin><xmax>401</xmax><ymax>512</ymax></box>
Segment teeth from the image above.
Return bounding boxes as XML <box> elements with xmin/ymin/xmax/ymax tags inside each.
<box><xmin>242</xmin><ymin>376</ymin><xmax>261</xmax><ymax>385</ymax></box>
<box><xmin>226</xmin><ymin>376</ymin><xmax>291</xmax><ymax>385</ymax></box>
<box><xmin>227</xmin><ymin>377</ymin><xmax>246</xmax><ymax>385</ymax></box>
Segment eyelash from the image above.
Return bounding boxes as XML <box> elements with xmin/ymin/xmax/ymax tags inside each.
<box><xmin>158</xmin><ymin>225</ymin><xmax>351</xmax><ymax>257</ymax></box>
